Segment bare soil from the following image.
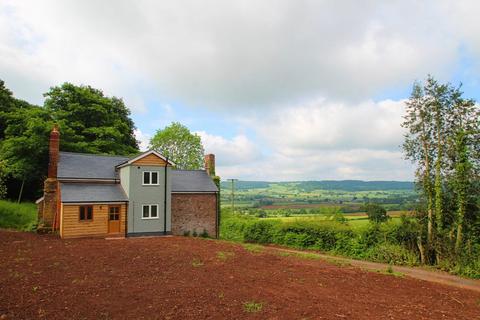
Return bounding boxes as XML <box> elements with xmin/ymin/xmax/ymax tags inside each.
<box><xmin>1</xmin><ymin>230</ymin><xmax>479</xmax><ymax>320</ymax></box>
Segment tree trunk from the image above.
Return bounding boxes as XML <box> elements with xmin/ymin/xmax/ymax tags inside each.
<box><xmin>417</xmin><ymin>236</ymin><xmax>426</xmax><ymax>264</ymax></box>
<box><xmin>17</xmin><ymin>178</ymin><xmax>25</xmax><ymax>203</ymax></box>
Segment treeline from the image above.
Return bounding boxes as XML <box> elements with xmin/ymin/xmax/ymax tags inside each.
<box><xmin>0</xmin><ymin>80</ymin><xmax>139</xmax><ymax>201</ymax></box>
<box><xmin>220</xmin><ymin>180</ymin><xmax>414</xmax><ymax>192</ymax></box>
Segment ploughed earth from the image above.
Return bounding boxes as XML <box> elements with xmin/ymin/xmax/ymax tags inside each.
<box><xmin>0</xmin><ymin>230</ymin><xmax>479</xmax><ymax>320</ymax></box>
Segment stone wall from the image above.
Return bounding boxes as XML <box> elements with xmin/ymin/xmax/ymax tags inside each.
<box><xmin>171</xmin><ymin>193</ymin><xmax>217</xmax><ymax>238</ymax></box>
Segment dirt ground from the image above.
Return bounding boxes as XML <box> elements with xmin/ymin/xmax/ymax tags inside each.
<box><xmin>0</xmin><ymin>230</ymin><xmax>479</xmax><ymax>320</ymax></box>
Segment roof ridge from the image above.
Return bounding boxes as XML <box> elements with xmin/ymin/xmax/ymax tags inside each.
<box><xmin>59</xmin><ymin>151</ymin><xmax>132</xmax><ymax>158</ymax></box>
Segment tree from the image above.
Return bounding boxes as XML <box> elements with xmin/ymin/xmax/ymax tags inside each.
<box><xmin>402</xmin><ymin>76</ymin><xmax>480</xmax><ymax>261</ymax></box>
<box><xmin>149</xmin><ymin>122</ymin><xmax>205</xmax><ymax>170</ymax></box>
<box><xmin>44</xmin><ymin>83</ymin><xmax>139</xmax><ymax>155</ymax></box>
<box><xmin>364</xmin><ymin>203</ymin><xmax>389</xmax><ymax>223</ymax></box>
<box><xmin>0</xmin><ymin>80</ymin><xmax>140</xmax><ymax>200</ymax></box>
<box><xmin>0</xmin><ymin>160</ymin><xmax>7</xmax><ymax>199</ymax></box>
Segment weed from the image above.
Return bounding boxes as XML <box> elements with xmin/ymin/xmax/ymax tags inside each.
<box><xmin>242</xmin><ymin>243</ymin><xmax>263</xmax><ymax>253</ymax></box>
<box><xmin>278</xmin><ymin>252</ymin><xmax>292</xmax><ymax>257</ymax></box>
<box><xmin>243</xmin><ymin>301</ymin><xmax>263</xmax><ymax>313</ymax></box>
<box><xmin>218</xmin><ymin>292</ymin><xmax>224</xmax><ymax>299</ymax></box>
<box><xmin>183</xmin><ymin>230</ymin><xmax>190</xmax><ymax>237</ymax></box>
<box><xmin>192</xmin><ymin>258</ymin><xmax>204</xmax><ymax>267</ymax></box>
<box><xmin>217</xmin><ymin>251</ymin><xmax>235</xmax><ymax>262</ymax></box>
<box><xmin>192</xmin><ymin>229</ymin><xmax>198</xmax><ymax>237</ymax></box>
<box><xmin>32</xmin><ymin>286</ymin><xmax>40</xmax><ymax>292</ymax></box>
<box><xmin>200</xmin><ymin>229</ymin><xmax>209</xmax><ymax>238</ymax></box>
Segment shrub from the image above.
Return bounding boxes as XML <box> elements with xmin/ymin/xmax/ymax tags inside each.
<box><xmin>0</xmin><ymin>200</ymin><xmax>37</xmax><ymax>231</ymax></box>
<box><xmin>364</xmin><ymin>243</ymin><xmax>419</xmax><ymax>266</ymax></box>
<box><xmin>364</xmin><ymin>203</ymin><xmax>389</xmax><ymax>223</ymax></box>
<box><xmin>243</xmin><ymin>220</ymin><xmax>280</xmax><ymax>244</ymax></box>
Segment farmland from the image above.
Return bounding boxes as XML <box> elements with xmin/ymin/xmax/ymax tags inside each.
<box><xmin>1</xmin><ymin>230</ymin><xmax>479</xmax><ymax>319</ymax></box>
<box><xmin>220</xmin><ymin>180</ymin><xmax>417</xmax><ymax>213</ymax></box>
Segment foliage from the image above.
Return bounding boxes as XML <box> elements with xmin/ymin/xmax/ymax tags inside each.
<box><xmin>0</xmin><ymin>200</ymin><xmax>37</xmax><ymax>231</ymax></box>
<box><xmin>402</xmin><ymin>76</ymin><xmax>480</xmax><ymax>263</ymax></box>
<box><xmin>243</xmin><ymin>301</ymin><xmax>263</xmax><ymax>313</ymax></box>
<box><xmin>150</xmin><ymin>122</ymin><xmax>204</xmax><ymax>170</ymax></box>
<box><xmin>0</xmin><ymin>160</ymin><xmax>7</xmax><ymax>199</ymax></box>
<box><xmin>364</xmin><ymin>203</ymin><xmax>389</xmax><ymax>223</ymax></box>
<box><xmin>0</xmin><ymin>80</ymin><xmax>139</xmax><ymax>200</ymax></box>
<box><xmin>44</xmin><ymin>82</ymin><xmax>139</xmax><ymax>155</ymax></box>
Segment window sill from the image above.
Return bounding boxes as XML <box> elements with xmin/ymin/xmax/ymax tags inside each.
<box><xmin>141</xmin><ymin>217</ymin><xmax>159</xmax><ymax>220</ymax></box>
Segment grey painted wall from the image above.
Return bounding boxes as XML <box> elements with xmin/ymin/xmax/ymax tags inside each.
<box><xmin>125</xmin><ymin>165</ymin><xmax>171</xmax><ymax>234</ymax></box>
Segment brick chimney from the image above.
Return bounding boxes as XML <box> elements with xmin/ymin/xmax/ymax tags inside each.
<box><xmin>39</xmin><ymin>125</ymin><xmax>60</xmax><ymax>232</ymax></box>
<box><xmin>48</xmin><ymin>124</ymin><xmax>60</xmax><ymax>178</ymax></box>
<box><xmin>204</xmin><ymin>154</ymin><xmax>215</xmax><ymax>177</ymax></box>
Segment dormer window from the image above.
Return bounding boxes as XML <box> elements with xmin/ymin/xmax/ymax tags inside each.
<box><xmin>143</xmin><ymin>171</ymin><xmax>159</xmax><ymax>185</ymax></box>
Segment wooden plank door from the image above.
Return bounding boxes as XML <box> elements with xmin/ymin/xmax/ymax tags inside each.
<box><xmin>108</xmin><ymin>206</ymin><xmax>120</xmax><ymax>233</ymax></box>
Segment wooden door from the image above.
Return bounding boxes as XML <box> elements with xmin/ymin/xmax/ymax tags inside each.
<box><xmin>108</xmin><ymin>206</ymin><xmax>120</xmax><ymax>233</ymax></box>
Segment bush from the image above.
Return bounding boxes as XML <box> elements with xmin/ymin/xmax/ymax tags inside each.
<box><xmin>0</xmin><ymin>200</ymin><xmax>37</xmax><ymax>231</ymax></box>
<box><xmin>243</xmin><ymin>220</ymin><xmax>280</xmax><ymax>244</ymax></box>
<box><xmin>364</xmin><ymin>243</ymin><xmax>419</xmax><ymax>266</ymax></box>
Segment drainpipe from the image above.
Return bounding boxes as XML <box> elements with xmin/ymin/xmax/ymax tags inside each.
<box><xmin>164</xmin><ymin>157</ymin><xmax>168</xmax><ymax>235</ymax></box>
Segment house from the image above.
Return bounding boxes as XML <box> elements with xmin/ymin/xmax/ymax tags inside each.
<box><xmin>37</xmin><ymin>125</ymin><xmax>219</xmax><ymax>239</ymax></box>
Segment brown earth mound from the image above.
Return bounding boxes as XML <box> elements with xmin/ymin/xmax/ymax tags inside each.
<box><xmin>0</xmin><ymin>230</ymin><xmax>479</xmax><ymax>319</ymax></box>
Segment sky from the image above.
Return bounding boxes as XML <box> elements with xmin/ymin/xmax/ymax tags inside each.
<box><xmin>1</xmin><ymin>0</ymin><xmax>479</xmax><ymax>181</ymax></box>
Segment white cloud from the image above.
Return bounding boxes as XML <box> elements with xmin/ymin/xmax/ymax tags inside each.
<box><xmin>196</xmin><ymin>131</ymin><xmax>261</xmax><ymax>167</ymax></box>
<box><xmin>134</xmin><ymin>129</ymin><xmax>151</xmax><ymax>151</ymax></box>
<box><xmin>0</xmin><ymin>0</ymin><xmax>476</xmax><ymax>110</ymax></box>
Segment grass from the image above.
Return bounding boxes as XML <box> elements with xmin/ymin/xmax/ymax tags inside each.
<box><xmin>242</xmin><ymin>243</ymin><xmax>263</xmax><ymax>253</ymax></box>
<box><xmin>0</xmin><ymin>200</ymin><xmax>37</xmax><ymax>231</ymax></box>
<box><xmin>243</xmin><ymin>301</ymin><xmax>263</xmax><ymax>313</ymax></box>
<box><xmin>191</xmin><ymin>258</ymin><xmax>204</xmax><ymax>267</ymax></box>
<box><xmin>216</xmin><ymin>251</ymin><xmax>235</xmax><ymax>262</ymax></box>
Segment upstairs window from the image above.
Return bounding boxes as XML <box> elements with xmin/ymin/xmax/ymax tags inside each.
<box><xmin>142</xmin><ymin>204</ymin><xmax>159</xmax><ymax>219</ymax></box>
<box><xmin>79</xmin><ymin>205</ymin><xmax>93</xmax><ymax>221</ymax></box>
<box><xmin>143</xmin><ymin>171</ymin><xmax>159</xmax><ymax>185</ymax></box>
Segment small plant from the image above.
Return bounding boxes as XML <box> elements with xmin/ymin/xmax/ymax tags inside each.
<box><xmin>218</xmin><ymin>292</ymin><xmax>224</xmax><ymax>299</ymax></box>
<box><xmin>217</xmin><ymin>251</ymin><xmax>235</xmax><ymax>262</ymax></box>
<box><xmin>243</xmin><ymin>301</ymin><xmax>263</xmax><ymax>313</ymax></box>
<box><xmin>242</xmin><ymin>243</ymin><xmax>263</xmax><ymax>253</ymax></box>
<box><xmin>183</xmin><ymin>230</ymin><xmax>190</xmax><ymax>237</ymax></box>
<box><xmin>386</xmin><ymin>264</ymin><xmax>394</xmax><ymax>274</ymax></box>
<box><xmin>200</xmin><ymin>229</ymin><xmax>209</xmax><ymax>238</ymax></box>
<box><xmin>32</xmin><ymin>286</ymin><xmax>40</xmax><ymax>292</ymax></box>
<box><xmin>191</xmin><ymin>258</ymin><xmax>203</xmax><ymax>267</ymax></box>
<box><xmin>192</xmin><ymin>229</ymin><xmax>198</xmax><ymax>237</ymax></box>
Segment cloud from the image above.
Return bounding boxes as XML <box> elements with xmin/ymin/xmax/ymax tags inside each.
<box><xmin>196</xmin><ymin>131</ymin><xmax>261</xmax><ymax>166</ymax></box>
<box><xmin>134</xmin><ymin>129</ymin><xmax>151</xmax><ymax>151</ymax></box>
<box><xmin>201</xmin><ymin>97</ymin><xmax>414</xmax><ymax>181</ymax></box>
<box><xmin>0</xmin><ymin>0</ymin><xmax>476</xmax><ymax>110</ymax></box>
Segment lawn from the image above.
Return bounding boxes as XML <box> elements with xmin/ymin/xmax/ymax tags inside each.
<box><xmin>0</xmin><ymin>200</ymin><xmax>37</xmax><ymax>231</ymax></box>
<box><xmin>1</xmin><ymin>230</ymin><xmax>479</xmax><ymax>319</ymax></box>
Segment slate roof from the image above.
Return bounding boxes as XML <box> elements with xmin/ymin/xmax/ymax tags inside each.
<box><xmin>57</xmin><ymin>152</ymin><xmax>219</xmax><ymax>196</ymax></box>
<box><xmin>171</xmin><ymin>170</ymin><xmax>218</xmax><ymax>193</ymax></box>
<box><xmin>58</xmin><ymin>152</ymin><xmax>129</xmax><ymax>180</ymax></box>
<box><xmin>60</xmin><ymin>183</ymin><xmax>128</xmax><ymax>203</ymax></box>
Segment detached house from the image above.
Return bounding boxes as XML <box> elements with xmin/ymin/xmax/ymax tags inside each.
<box><xmin>37</xmin><ymin>126</ymin><xmax>219</xmax><ymax>239</ymax></box>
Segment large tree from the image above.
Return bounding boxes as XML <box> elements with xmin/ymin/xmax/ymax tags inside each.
<box><xmin>402</xmin><ymin>76</ymin><xmax>479</xmax><ymax>262</ymax></box>
<box><xmin>44</xmin><ymin>83</ymin><xmax>139</xmax><ymax>155</ymax></box>
<box><xmin>0</xmin><ymin>80</ymin><xmax>140</xmax><ymax>201</ymax></box>
<box><xmin>149</xmin><ymin>122</ymin><xmax>205</xmax><ymax>170</ymax></box>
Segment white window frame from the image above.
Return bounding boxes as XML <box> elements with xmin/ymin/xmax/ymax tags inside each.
<box><xmin>141</xmin><ymin>204</ymin><xmax>159</xmax><ymax>219</ymax></box>
<box><xmin>142</xmin><ymin>171</ymin><xmax>160</xmax><ymax>186</ymax></box>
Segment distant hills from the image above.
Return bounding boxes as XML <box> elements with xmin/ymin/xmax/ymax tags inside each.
<box><xmin>220</xmin><ymin>180</ymin><xmax>415</xmax><ymax>192</ymax></box>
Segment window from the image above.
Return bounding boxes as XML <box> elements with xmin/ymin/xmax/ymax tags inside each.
<box><xmin>143</xmin><ymin>171</ymin><xmax>159</xmax><ymax>185</ymax></box>
<box><xmin>79</xmin><ymin>206</ymin><xmax>93</xmax><ymax>221</ymax></box>
<box><xmin>109</xmin><ymin>206</ymin><xmax>120</xmax><ymax>221</ymax></box>
<box><xmin>142</xmin><ymin>204</ymin><xmax>159</xmax><ymax>219</ymax></box>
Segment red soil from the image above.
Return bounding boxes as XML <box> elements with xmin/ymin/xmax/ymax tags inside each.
<box><xmin>0</xmin><ymin>230</ymin><xmax>479</xmax><ymax>319</ymax></box>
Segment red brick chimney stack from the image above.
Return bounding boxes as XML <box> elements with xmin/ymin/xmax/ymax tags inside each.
<box><xmin>204</xmin><ymin>154</ymin><xmax>215</xmax><ymax>177</ymax></box>
<box><xmin>48</xmin><ymin>125</ymin><xmax>60</xmax><ymax>179</ymax></box>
